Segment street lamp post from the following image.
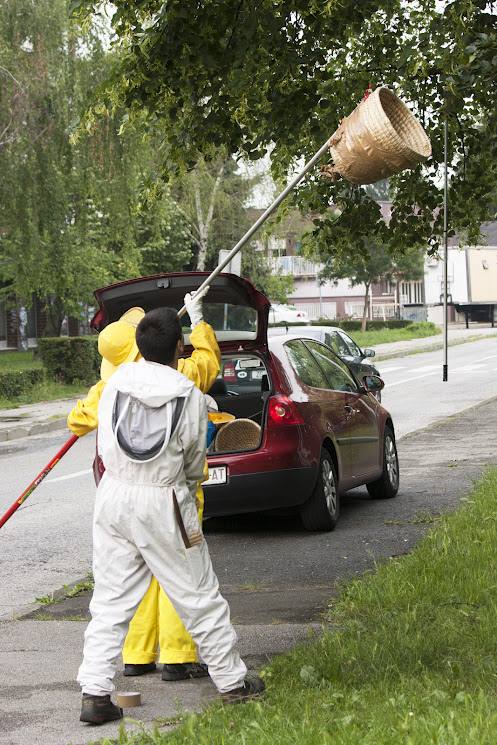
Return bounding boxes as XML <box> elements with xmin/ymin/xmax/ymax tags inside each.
<box><xmin>443</xmin><ymin>117</ymin><xmax>449</xmax><ymax>382</ymax></box>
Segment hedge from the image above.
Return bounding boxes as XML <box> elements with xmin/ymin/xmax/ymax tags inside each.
<box><xmin>268</xmin><ymin>319</ymin><xmax>413</xmax><ymax>330</ymax></box>
<box><xmin>0</xmin><ymin>368</ymin><xmax>45</xmax><ymax>398</ymax></box>
<box><xmin>37</xmin><ymin>337</ymin><xmax>99</xmax><ymax>384</ymax></box>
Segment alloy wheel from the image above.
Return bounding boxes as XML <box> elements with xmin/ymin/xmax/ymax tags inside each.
<box><xmin>385</xmin><ymin>435</ymin><xmax>399</xmax><ymax>489</ymax></box>
<box><xmin>322</xmin><ymin>459</ymin><xmax>338</xmax><ymax>516</ymax></box>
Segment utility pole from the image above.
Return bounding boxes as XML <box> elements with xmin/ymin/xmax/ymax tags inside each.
<box><xmin>443</xmin><ymin>117</ymin><xmax>449</xmax><ymax>382</ymax></box>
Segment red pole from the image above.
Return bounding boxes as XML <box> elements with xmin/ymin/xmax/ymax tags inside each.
<box><xmin>0</xmin><ymin>434</ymin><xmax>79</xmax><ymax>530</ymax></box>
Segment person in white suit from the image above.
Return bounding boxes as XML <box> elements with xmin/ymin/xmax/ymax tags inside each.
<box><xmin>78</xmin><ymin>306</ymin><xmax>264</xmax><ymax>725</ymax></box>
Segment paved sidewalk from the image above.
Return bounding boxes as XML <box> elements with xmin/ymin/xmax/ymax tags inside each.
<box><xmin>1</xmin><ymin>396</ymin><xmax>497</xmax><ymax>745</ymax></box>
<box><xmin>0</xmin><ymin>398</ymin><xmax>79</xmax><ymax>443</ymax></box>
<box><xmin>372</xmin><ymin>324</ymin><xmax>497</xmax><ymax>360</ymax></box>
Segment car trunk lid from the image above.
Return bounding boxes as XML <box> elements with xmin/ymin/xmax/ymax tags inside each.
<box><xmin>91</xmin><ymin>272</ymin><xmax>270</xmax><ymax>353</ymax></box>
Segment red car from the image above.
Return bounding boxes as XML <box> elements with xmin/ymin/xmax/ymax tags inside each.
<box><xmin>91</xmin><ymin>272</ymin><xmax>399</xmax><ymax>532</ymax></box>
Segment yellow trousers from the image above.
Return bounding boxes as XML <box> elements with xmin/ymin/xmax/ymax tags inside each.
<box><xmin>122</xmin><ymin>486</ymin><xmax>204</xmax><ymax>665</ymax></box>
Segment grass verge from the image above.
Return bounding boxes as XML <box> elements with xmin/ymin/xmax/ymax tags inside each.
<box><xmin>35</xmin><ymin>573</ymin><xmax>94</xmax><ymax>606</ymax></box>
<box><xmin>351</xmin><ymin>322</ymin><xmax>440</xmax><ymax>348</ymax></box>
<box><xmin>0</xmin><ymin>350</ymin><xmax>42</xmax><ymax>370</ymax></box>
<box><xmin>96</xmin><ymin>469</ymin><xmax>497</xmax><ymax>745</ymax></box>
<box><xmin>0</xmin><ymin>380</ymin><xmax>84</xmax><ymax>409</ymax></box>
<box><xmin>0</xmin><ymin>350</ymin><xmax>83</xmax><ymax>408</ymax></box>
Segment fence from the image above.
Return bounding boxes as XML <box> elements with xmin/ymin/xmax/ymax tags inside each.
<box><xmin>294</xmin><ymin>302</ymin><xmax>337</xmax><ymax>321</ymax></box>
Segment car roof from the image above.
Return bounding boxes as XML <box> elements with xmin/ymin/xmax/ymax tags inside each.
<box><xmin>268</xmin><ymin>332</ymin><xmax>357</xmax><ymax>372</ymax></box>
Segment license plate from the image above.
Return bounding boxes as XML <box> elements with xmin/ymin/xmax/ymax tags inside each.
<box><xmin>251</xmin><ymin>369</ymin><xmax>264</xmax><ymax>380</ymax></box>
<box><xmin>204</xmin><ymin>466</ymin><xmax>227</xmax><ymax>486</ymax></box>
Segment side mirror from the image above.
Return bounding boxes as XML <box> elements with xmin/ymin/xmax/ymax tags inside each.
<box><xmin>362</xmin><ymin>374</ymin><xmax>385</xmax><ymax>393</ymax></box>
<box><xmin>362</xmin><ymin>348</ymin><xmax>376</xmax><ymax>358</ymax></box>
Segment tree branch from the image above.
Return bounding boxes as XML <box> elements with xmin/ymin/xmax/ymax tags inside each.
<box><xmin>0</xmin><ymin>65</ymin><xmax>25</xmax><ymax>92</ymax></box>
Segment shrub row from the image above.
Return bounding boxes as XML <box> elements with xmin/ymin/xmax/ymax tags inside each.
<box><xmin>0</xmin><ymin>368</ymin><xmax>45</xmax><ymax>398</ymax></box>
<box><xmin>269</xmin><ymin>319</ymin><xmax>414</xmax><ymax>330</ymax></box>
<box><xmin>37</xmin><ymin>337</ymin><xmax>99</xmax><ymax>384</ymax></box>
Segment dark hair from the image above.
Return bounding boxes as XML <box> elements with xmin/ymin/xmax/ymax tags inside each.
<box><xmin>136</xmin><ymin>308</ymin><xmax>182</xmax><ymax>364</ymax></box>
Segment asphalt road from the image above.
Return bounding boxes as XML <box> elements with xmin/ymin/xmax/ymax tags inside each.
<box><xmin>378</xmin><ymin>335</ymin><xmax>497</xmax><ymax>437</ymax></box>
<box><xmin>1</xmin><ymin>335</ymin><xmax>496</xmax><ymax>620</ymax></box>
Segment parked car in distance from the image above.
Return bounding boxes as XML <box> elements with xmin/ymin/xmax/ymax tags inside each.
<box><xmin>268</xmin><ymin>325</ymin><xmax>382</xmax><ymax>400</ymax></box>
<box><xmin>91</xmin><ymin>273</ymin><xmax>399</xmax><ymax>532</ymax></box>
<box><xmin>268</xmin><ymin>303</ymin><xmax>309</xmax><ymax>325</ymax></box>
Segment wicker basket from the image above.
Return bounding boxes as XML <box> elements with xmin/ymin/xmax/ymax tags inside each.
<box><xmin>324</xmin><ymin>87</ymin><xmax>431</xmax><ymax>185</ymax></box>
<box><xmin>214</xmin><ymin>419</ymin><xmax>261</xmax><ymax>453</ymax></box>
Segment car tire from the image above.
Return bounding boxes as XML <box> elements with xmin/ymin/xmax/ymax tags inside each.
<box><xmin>366</xmin><ymin>426</ymin><xmax>399</xmax><ymax>499</ymax></box>
<box><xmin>300</xmin><ymin>448</ymin><xmax>340</xmax><ymax>532</ymax></box>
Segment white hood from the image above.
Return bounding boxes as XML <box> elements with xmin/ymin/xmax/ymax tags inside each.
<box><xmin>112</xmin><ymin>359</ymin><xmax>194</xmax><ymax>406</ymax></box>
<box><xmin>109</xmin><ymin>360</ymin><xmax>195</xmax><ymax>463</ymax></box>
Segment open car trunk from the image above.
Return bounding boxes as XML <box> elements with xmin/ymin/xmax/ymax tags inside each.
<box><xmin>206</xmin><ymin>353</ymin><xmax>270</xmax><ymax>454</ymax></box>
<box><xmin>91</xmin><ymin>272</ymin><xmax>272</xmax><ymax>454</ymax></box>
<box><xmin>91</xmin><ymin>271</ymin><xmax>270</xmax><ymax>355</ymax></box>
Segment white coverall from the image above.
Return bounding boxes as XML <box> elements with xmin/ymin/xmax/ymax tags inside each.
<box><xmin>77</xmin><ymin>358</ymin><xmax>247</xmax><ymax>695</ymax></box>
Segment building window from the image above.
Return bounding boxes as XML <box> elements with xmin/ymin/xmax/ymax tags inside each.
<box><xmin>401</xmin><ymin>280</ymin><xmax>424</xmax><ymax>305</ymax></box>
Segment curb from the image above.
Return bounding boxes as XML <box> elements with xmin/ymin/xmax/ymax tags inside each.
<box><xmin>0</xmin><ymin>416</ymin><xmax>68</xmax><ymax>443</ymax></box>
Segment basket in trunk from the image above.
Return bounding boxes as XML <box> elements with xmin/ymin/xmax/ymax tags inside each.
<box><xmin>325</xmin><ymin>87</ymin><xmax>431</xmax><ymax>185</ymax></box>
<box><xmin>214</xmin><ymin>419</ymin><xmax>261</xmax><ymax>453</ymax></box>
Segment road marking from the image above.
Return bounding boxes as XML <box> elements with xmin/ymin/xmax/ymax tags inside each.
<box><xmin>387</xmin><ymin>361</ymin><xmax>490</xmax><ymax>387</ymax></box>
<box><xmin>388</xmin><ymin>371</ymin><xmax>441</xmax><ymax>387</ymax></box>
<box><xmin>379</xmin><ymin>365</ymin><xmax>404</xmax><ymax>373</ymax></box>
<box><xmin>452</xmin><ymin>364</ymin><xmax>486</xmax><ymax>372</ymax></box>
<box><xmin>46</xmin><ymin>469</ymin><xmax>92</xmax><ymax>484</ymax></box>
<box><xmin>411</xmin><ymin>364</ymin><xmax>440</xmax><ymax>372</ymax></box>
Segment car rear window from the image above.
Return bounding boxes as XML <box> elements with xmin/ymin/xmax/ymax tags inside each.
<box><xmin>218</xmin><ymin>354</ymin><xmax>269</xmax><ymax>395</ymax></box>
<box><xmin>185</xmin><ymin>303</ymin><xmax>257</xmax><ymax>341</ymax></box>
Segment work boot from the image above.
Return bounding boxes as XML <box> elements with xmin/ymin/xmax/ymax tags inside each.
<box><xmin>123</xmin><ymin>662</ymin><xmax>156</xmax><ymax>677</ymax></box>
<box><xmin>162</xmin><ymin>662</ymin><xmax>209</xmax><ymax>681</ymax></box>
<box><xmin>221</xmin><ymin>675</ymin><xmax>265</xmax><ymax>704</ymax></box>
<box><xmin>80</xmin><ymin>694</ymin><xmax>123</xmax><ymax>725</ymax></box>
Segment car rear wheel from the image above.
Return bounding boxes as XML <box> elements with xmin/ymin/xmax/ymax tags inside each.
<box><xmin>300</xmin><ymin>448</ymin><xmax>340</xmax><ymax>532</ymax></box>
<box><xmin>366</xmin><ymin>426</ymin><xmax>399</xmax><ymax>499</ymax></box>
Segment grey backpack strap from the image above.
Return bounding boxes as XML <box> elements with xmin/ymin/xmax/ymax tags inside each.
<box><xmin>170</xmin><ymin>397</ymin><xmax>185</xmax><ymax>436</ymax></box>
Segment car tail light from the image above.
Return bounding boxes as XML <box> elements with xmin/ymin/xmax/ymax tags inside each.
<box><xmin>268</xmin><ymin>395</ymin><xmax>304</xmax><ymax>426</ymax></box>
<box><xmin>223</xmin><ymin>362</ymin><xmax>237</xmax><ymax>382</ymax></box>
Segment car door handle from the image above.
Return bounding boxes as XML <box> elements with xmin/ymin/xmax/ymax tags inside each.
<box><xmin>344</xmin><ymin>404</ymin><xmax>354</xmax><ymax>413</ymax></box>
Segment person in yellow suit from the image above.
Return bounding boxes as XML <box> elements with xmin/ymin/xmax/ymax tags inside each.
<box><xmin>68</xmin><ymin>289</ymin><xmax>220</xmax><ymax>682</ymax></box>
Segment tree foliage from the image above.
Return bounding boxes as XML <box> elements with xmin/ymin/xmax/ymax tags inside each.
<box><xmin>71</xmin><ymin>0</ymin><xmax>497</xmax><ymax>263</ymax></box>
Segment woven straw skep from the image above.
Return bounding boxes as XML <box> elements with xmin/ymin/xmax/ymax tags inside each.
<box><xmin>214</xmin><ymin>419</ymin><xmax>262</xmax><ymax>453</ymax></box>
<box><xmin>326</xmin><ymin>87</ymin><xmax>431</xmax><ymax>185</ymax></box>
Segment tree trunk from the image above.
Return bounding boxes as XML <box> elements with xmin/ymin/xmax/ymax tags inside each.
<box><xmin>361</xmin><ymin>282</ymin><xmax>370</xmax><ymax>332</ymax></box>
<box><xmin>195</xmin><ymin>162</ymin><xmax>224</xmax><ymax>271</ymax></box>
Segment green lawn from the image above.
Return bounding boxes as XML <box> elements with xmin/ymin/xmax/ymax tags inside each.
<box><xmin>0</xmin><ymin>381</ymin><xmax>84</xmax><ymax>410</ymax></box>
<box><xmin>102</xmin><ymin>468</ymin><xmax>497</xmax><ymax>744</ymax></box>
<box><xmin>351</xmin><ymin>322</ymin><xmax>441</xmax><ymax>348</ymax></box>
<box><xmin>0</xmin><ymin>350</ymin><xmax>84</xmax><ymax>409</ymax></box>
<box><xmin>0</xmin><ymin>350</ymin><xmax>43</xmax><ymax>370</ymax></box>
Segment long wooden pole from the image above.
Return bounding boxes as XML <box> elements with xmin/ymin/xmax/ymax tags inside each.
<box><xmin>0</xmin><ymin>435</ymin><xmax>78</xmax><ymax>530</ymax></box>
<box><xmin>177</xmin><ymin>137</ymin><xmax>332</xmax><ymax>317</ymax></box>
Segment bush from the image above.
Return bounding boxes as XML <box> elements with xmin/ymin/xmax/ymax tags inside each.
<box><xmin>37</xmin><ymin>337</ymin><xmax>99</xmax><ymax>384</ymax></box>
<box><xmin>268</xmin><ymin>319</ymin><xmax>414</xmax><ymax>330</ymax></box>
<box><xmin>312</xmin><ymin>319</ymin><xmax>413</xmax><ymax>330</ymax></box>
<box><xmin>0</xmin><ymin>368</ymin><xmax>45</xmax><ymax>398</ymax></box>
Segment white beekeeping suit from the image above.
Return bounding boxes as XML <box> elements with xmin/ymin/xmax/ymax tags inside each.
<box><xmin>77</xmin><ymin>358</ymin><xmax>247</xmax><ymax>696</ymax></box>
